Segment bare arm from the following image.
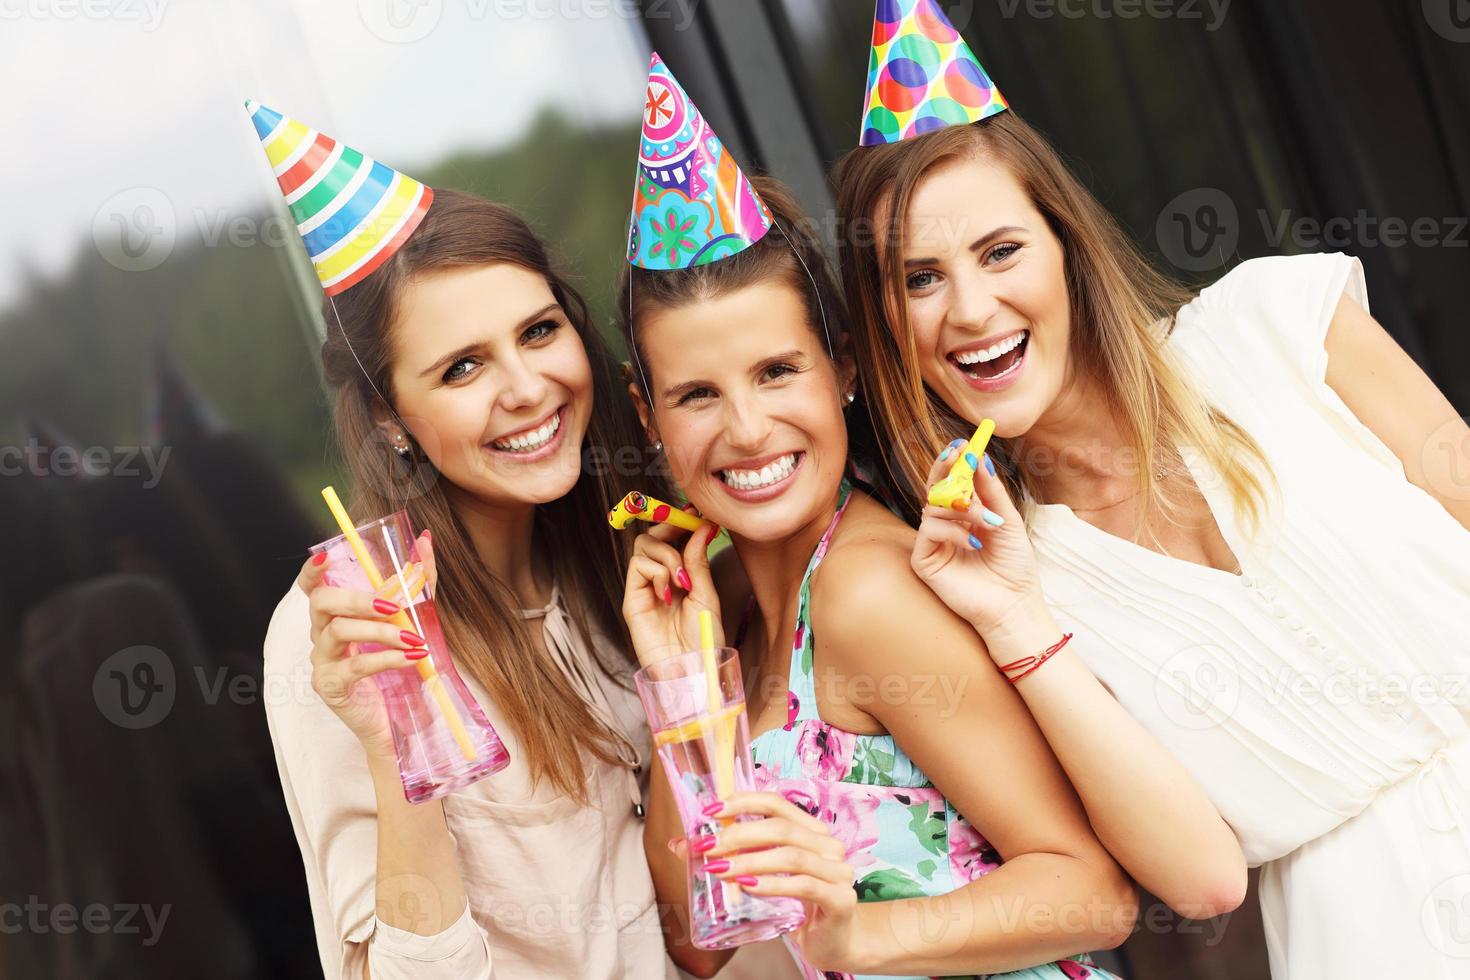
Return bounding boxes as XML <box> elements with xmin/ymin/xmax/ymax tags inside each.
<box><xmin>980</xmin><ymin>608</ymin><xmax>1247</xmax><ymax>921</ymax></box>
<box><xmin>1323</xmin><ymin>293</ymin><xmax>1470</xmax><ymax>531</ymax></box>
<box><xmin>911</xmin><ymin>450</ymin><xmax>1248</xmax><ymax>921</ymax></box>
<box><xmin>811</xmin><ymin>533</ymin><xmax>1138</xmax><ymax>975</ymax></box>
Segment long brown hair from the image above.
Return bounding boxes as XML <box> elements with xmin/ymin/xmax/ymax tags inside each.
<box><xmin>323</xmin><ymin>189</ymin><xmax>654</xmax><ymax>802</ymax></box>
<box><xmin>833</xmin><ymin>112</ymin><xmax>1274</xmax><ymax>536</ymax></box>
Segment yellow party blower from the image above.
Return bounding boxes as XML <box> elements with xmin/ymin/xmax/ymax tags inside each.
<box><xmin>608</xmin><ymin>491</ymin><xmax>709</xmax><ymax>532</ymax></box>
<box><xmin>927</xmin><ymin>419</ymin><xmax>997</xmax><ymax>512</ymax></box>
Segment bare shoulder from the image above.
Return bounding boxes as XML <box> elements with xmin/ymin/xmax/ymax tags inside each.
<box><xmin>810</xmin><ymin>492</ymin><xmax>976</xmax><ymax>669</ymax></box>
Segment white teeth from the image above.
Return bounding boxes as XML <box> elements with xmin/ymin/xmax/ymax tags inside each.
<box><xmin>954</xmin><ymin>330</ymin><xmax>1027</xmax><ymax>365</ymax></box>
<box><xmin>720</xmin><ymin>453</ymin><xmax>797</xmax><ymax>491</ymax></box>
<box><xmin>493</xmin><ymin>411</ymin><xmax>561</xmax><ymax>452</ymax></box>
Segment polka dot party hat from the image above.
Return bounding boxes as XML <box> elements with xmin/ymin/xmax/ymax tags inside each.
<box><xmin>859</xmin><ymin>0</ymin><xmax>1009</xmax><ymax>146</ymax></box>
<box><xmin>626</xmin><ymin>52</ymin><xmax>773</xmax><ymax>271</ymax></box>
<box><xmin>244</xmin><ymin>99</ymin><xmax>433</xmax><ymax>296</ymax></box>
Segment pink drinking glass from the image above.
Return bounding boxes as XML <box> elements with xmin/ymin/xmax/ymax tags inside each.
<box><xmin>636</xmin><ymin>647</ymin><xmax>807</xmax><ymax>949</ymax></box>
<box><xmin>309</xmin><ymin>510</ymin><xmax>509</xmax><ymax>803</ymax></box>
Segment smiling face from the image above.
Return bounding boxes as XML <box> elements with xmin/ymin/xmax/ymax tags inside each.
<box><xmin>899</xmin><ymin>152</ymin><xmax>1073</xmax><ymax>438</ymax></box>
<box><xmin>384</xmin><ymin>262</ymin><xmax>593</xmax><ymax>508</ymax></box>
<box><xmin>636</xmin><ymin>280</ymin><xmax>851</xmax><ymax>543</ymax></box>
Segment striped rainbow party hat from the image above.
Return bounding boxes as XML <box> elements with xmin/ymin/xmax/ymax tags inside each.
<box><xmin>859</xmin><ymin>0</ymin><xmax>1008</xmax><ymax>146</ymax></box>
<box><xmin>626</xmin><ymin>52</ymin><xmax>772</xmax><ymax>271</ymax></box>
<box><xmin>244</xmin><ymin>99</ymin><xmax>433</xmax><ymax>296</ymax></box>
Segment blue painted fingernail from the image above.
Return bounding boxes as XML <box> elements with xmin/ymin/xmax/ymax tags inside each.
<box><xmin>949</xmin><ymin>438</ymin><xmax>967</xmax><ymax>449</ymax></box>
<box><xmin>968</xmin><ymin>533</ymin><xmax>984</xmax><ymax>550</ymax></box>
<box><xmin>981</xmin><ymin>508</ymin><xmax>1005</xmax><ymax>527</ymax></box>
<box><xmin>983</xmin><ymin>453</ymin><xmax>996</xmax><ymax>477</ymax></box>
<box><xmin>963</xmin><ymin>451</ymin><xmax>978</xmax><ymax>471</ymax></box>
<box><xmin>940</xmin><ymin>446</ymin><xmax>956</xmax><ymax>462</ymax></box>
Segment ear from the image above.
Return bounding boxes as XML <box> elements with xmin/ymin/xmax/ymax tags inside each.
<box><xmin>836</xmin><ymin>351</ymin><xmax>858</xmax><ymax>403</ymax></box>
<box><xmin>626</xmin><ymin>382</ymin><xmax>659</xmax><ymax>446</ymax></box>
<box><xmin>369</xmin><ymin>397</ymin><xmax>409</xmax><ymax>447</ymax></box>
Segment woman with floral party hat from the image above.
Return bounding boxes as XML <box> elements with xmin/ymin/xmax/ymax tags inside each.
<box><xmin>833</xmin><ymin>2</ymin><xmax>1470</xmax><ymax>977</ymax></box>
<box><xmin>618</xmin><ymin>51</ymin><xmax>1135</xmax><ymax>980</ymax></box>
<box><xmin>247</xmin><ymin>99</ymin><xmax>693</xmax><ymax>979</ymax></box>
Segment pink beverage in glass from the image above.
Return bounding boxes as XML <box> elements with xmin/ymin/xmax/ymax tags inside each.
<box><xmin>636</xmin><ymin>648</ymin><xmax>806</xmax><ymax>949</ymax></box>
<box><xmin>309</xmin><ymin>510</ymin><xmax>509</xmax><ymax>803</ymax></box>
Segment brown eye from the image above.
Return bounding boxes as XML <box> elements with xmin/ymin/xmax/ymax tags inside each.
<box><xmin>521</xmin><ymin>320</ymin><xmax>559</xmax><ymax>344</ymax></box>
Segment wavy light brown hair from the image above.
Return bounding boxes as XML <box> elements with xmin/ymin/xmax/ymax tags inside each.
<box><xmin>833</xmin><ymin>112</ymin><xmax>1274</xmax><ymax>536</ymax></box>
<box><xmin>323</xmin><ymin>189</ymin><xmax>655</xmax><ymax>802</ymax></box>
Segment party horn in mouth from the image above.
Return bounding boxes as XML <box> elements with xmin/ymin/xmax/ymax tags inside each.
<box><xmin>927</xmin><ymin>419</ymin><xmax>997</xmax><ymax>512</ymax></box>
<box><xmin>608</xmin><ymin>491</ymin><xmax>709</xmax><ymax>532</ymax></box>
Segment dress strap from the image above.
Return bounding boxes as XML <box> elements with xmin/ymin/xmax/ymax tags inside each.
<box><xmin>785</xmin><ymin>481</ymin><xmax>854</xmax><ymax>725</ymax></box>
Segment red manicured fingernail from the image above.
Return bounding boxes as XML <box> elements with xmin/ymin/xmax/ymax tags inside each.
<box><xmin>701</xmin><ymin>801</ymin><xmax>724</xmax><ymax>817</ymax></box>
<box><xmin>400</xmin><ymin>630</ymin><xmax>427</xmax><ymax>647</ymax></box>
<box><xmin>373</xmin><ymin>599</ymin><xmax>399</xmax><ymax>615</ymax></box>
<box><xmin>663</xmin><ymin>585</ymin><xmax>673</xmax><ymax>605</ymax></box>
<box><xmin>310</xmin><ymin>552</ymin><xmax>327</xmax><ymax>566</ymax></box>
<box><xmin>405</xmin><ymin>649</ymin><xmax>428</xmax><ymax>660</ymax></box>
<box><xmin>734</xmin><ymin>876</ymin><xmax>758</xmax><ymax>887</ymax></box>
<box><xmin>690</xmin><ymin>835</ymin><xmax>717</xmax><ymax>854</ymax></box>
<box><xmin>703</xmin><ymin>859</ymin><xmax>731</xmax><ymax>874</ymax></box>
<box><xmin>675</xmin><ymin>568</ymin><xmax>692</xmax><ymax>592</ymax></box>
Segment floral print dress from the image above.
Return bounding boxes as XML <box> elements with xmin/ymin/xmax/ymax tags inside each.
<box><xmin>749</xmin><ymin>482</ymin><xmax>1120</xmax><ymax>980</ymax></box>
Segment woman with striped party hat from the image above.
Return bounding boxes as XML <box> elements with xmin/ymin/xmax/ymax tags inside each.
<box><xmin>247</xmin><ymin>100</ymin><xmax>686</xmax><ymax>979</ymax></box>
<box><xmin>617</xmin><ymin>52</ymin><xmax>1134</xmax><ymax>980</ymax></box>
<box><xmin>834</xmin><ymin>2</ymin><xmax>1470</xmax><ymax>978</ymax></box>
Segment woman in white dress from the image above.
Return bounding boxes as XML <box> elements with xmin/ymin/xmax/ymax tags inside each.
<box><xmin>832</xmin><ymin>105</ymin><xmax>1470</xmax><ymax>979</ymax></box>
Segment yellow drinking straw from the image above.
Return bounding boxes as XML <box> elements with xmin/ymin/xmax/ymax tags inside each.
<box><xmin>927</xmin><ymin>419</ymin><xmax>997</xmax><ymax>511</ymax></box>
<box><xmin>700</xmin><ymin>610</ymin><xmax>739</xmax><ymax>900</ymax></box>
<box><xmin>608</xmin><ymin>491</ymin><xmax>708</xmax><ymax>532</ymax></box>
<box><xmin>320</xmin><ymin>487</ymin><xmax>477</xmax><ymax>761</ymax></box>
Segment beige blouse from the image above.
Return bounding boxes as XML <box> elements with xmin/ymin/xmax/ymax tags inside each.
<box><xmin>263</xmin><ymin>581</ymin><xmax>797</xmax><ymax>980</ymax></box>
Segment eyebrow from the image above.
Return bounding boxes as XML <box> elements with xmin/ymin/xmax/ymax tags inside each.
<box><xmin>660</xmin><ymin>349</ymin><xmax>809</xmax><ymax>405</ymax></box>
<box><xmin>417</xmin><ymin>302</ymin><xmax>562</xmax><ymax>378</ymax></box>
<box><xmin>904</xmin><ymin>225</ymin><xmax>1026</xmax><ymax>268</ymax></box>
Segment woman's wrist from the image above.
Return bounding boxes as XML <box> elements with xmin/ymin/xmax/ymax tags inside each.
<box><xmin>971</xmin><ymin>595</ymin><xmax>1059</xmax><ymax>655</ymax></box>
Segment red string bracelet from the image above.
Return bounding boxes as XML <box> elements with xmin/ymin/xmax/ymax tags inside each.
<box><xmin>998</xmin><ymin>633</ymin><xmax>1073</xmax><ymax>684</ymax></box>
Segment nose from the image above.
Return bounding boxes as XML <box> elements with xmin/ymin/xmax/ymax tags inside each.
<box><xmin>495</xmin><ymin>350</ymin><xmax>549</xmax><ymax>412</ymax></box>
<box><xmin>947</xmin><ymin>266</ymin><xmax>1002</xmax><ymax>330</ymax></box>
<box><xmin>722</xmin><ymin>391</ymin><xmax>774</xmax><ymax>453</ymax></box>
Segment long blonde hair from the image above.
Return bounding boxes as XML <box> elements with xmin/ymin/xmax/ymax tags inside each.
<box><xmin>323</xmin><ymin>190</ymin><xmax>657</xmax><ymax>802</ymax></box>
<box><xmin>833</xmin><ymin>112</ymin><xmax>1274</xmax><ymax>538</ymax></box>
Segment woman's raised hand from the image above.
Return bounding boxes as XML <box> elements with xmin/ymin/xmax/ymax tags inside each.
<box><xmin>622</xmin><ymin>508</ymin><xmax>724</xmax><ymax>666</ymax></box>
<box><xmin>295</xmin><ymin>530</ymin><xmax>436</xmax><ymax>761</ymax></box>
<box><xmin>911</xmin><ymin>442</ymin><xmax>1048</xmax><ymax>639</ymax></box>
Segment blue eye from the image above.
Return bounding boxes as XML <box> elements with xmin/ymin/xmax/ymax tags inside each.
<box><xmin>987</xmin><ymin>243</ymin><xmax>1021</xmax><ymax>263</ymax></box>
<box><xmin>906</xmin><ymin>270</ymin><xmax>939</xmax><ymax>291</ymax></box>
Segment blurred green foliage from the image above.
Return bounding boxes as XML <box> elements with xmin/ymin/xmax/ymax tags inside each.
<box><xmin>0</xmin><ymin>109</ymin><xmax>640</xmax><ymax>514</ymax></box>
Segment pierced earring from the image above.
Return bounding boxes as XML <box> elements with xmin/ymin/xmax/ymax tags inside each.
<box><xmin>653</xmin><ymin>441</ymin><xmax>663</xmax><ymax>452</ymax></box>
<box><xmin>392</xmin><ymin>435</ymin><xmax>412</xmax><ymax>459</ymax></box>
<box><xmin>843</xmin><ymin>391</ymin><xmax>856</xmax><ymax>406</ymax></box>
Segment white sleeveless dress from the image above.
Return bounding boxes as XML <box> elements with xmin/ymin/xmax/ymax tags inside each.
<box><xmin>1027</xmin><ymin>253</ymin><xmax>1470</xmax><ymax>979</ymax></box>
